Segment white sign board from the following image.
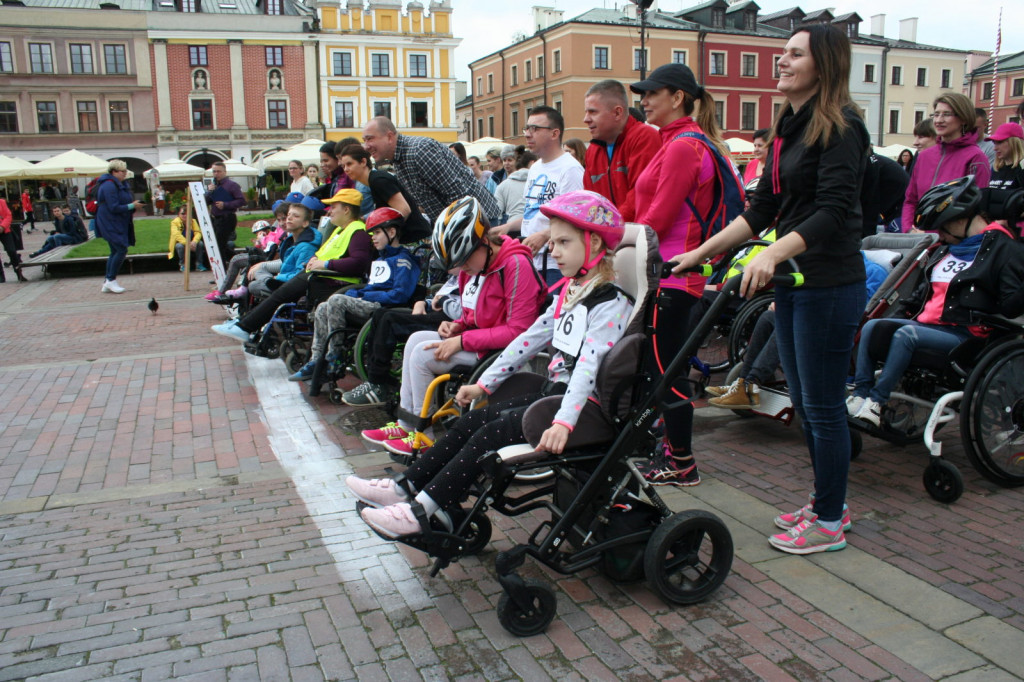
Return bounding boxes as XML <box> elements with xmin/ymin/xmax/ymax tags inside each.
<box><xmin>188</xmin><ymin>181</ymin><xmax>226</xmax><ymax>283</ymax></box>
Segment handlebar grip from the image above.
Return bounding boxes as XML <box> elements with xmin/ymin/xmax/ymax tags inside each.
<box><xmin>660</xmin><ymin>262</ymin><xmax>713</xmax><ymax>279</ymax></box>
<box><xmin>772</xmin><ymin>272</ymin><xmax>804</xmax><ymax>287</ymax></box>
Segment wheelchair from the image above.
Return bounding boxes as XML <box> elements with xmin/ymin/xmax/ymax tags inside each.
<box><xmin>359</xmin><ymin>227</ymin><xmax>763</xmax><ymax>636</ymax></box>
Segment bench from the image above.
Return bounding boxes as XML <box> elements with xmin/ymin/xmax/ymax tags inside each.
<box><xmin>20</xmin><ymin>244</ymin><xmax>169</xmax><ymax>279</ymax></box>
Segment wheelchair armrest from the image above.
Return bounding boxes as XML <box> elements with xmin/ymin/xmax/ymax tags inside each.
<box><xmin>970</xmin><ymin>311</ymin><xmax>1024</xmax><ymax>332</ymax></box>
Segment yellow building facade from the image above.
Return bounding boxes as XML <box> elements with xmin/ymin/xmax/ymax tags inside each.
<box><xmin>317</xmin><ymin>0</ymin><xmax>460</xmax><ymax>143</ymax></box>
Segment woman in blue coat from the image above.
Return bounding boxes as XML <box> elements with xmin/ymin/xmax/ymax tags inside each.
<box><xmin>95</xmin><ymin>159</ymin><xmax>142</xmax><ymax>293</ymax></box>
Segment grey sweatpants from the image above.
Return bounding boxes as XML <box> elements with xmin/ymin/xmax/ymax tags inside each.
<box><xmin>310</xmin><ymin>293</ymin><xmax>382</xmax><ymax>360</ymax></box>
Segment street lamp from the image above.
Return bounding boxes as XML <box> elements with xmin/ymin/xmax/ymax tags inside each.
<box><xmin>631</xmin><ymin>0</ymin><xmax>654</xmax><ymax>80</ymax></box>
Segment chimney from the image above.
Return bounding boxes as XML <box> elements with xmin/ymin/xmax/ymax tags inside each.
<box><xmin>532</xmin><ymin>6</ymin><xmax>565</xmax><ymax>31</ymax></box>
<box><xmin>870</xmin><ymin>13</ymin><xmax>884</xmax><ymax>36</ymax></box>
<box><xmin>899</xmin><ymin>17</ymin><xmax>918</xmax><ymax>43</ymax></box>
<box><xmin>624</xmin><ymin>3</ymin><xmax>636</xmax><ymax>19</ymax></box>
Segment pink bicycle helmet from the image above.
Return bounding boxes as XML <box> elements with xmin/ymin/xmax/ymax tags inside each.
<box><xmin>540</xmin><ymin>190</ymin><xmax>625</xmax><ymax>250</ymax></box>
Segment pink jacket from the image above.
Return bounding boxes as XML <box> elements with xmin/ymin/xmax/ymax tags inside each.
<box><xmin>634</xmin><ymin>117</ymin><xmax>717</xmax><ymax>297</ymax></box>
<box><xmin>902</xmin><ymin>131</ymin><xmax>991</xmax><ymax>231</ymax></box>
<box><xmin>452</xmin><ymin>236</ymin><xmax>546</xmax><ymax>355</ymax></box>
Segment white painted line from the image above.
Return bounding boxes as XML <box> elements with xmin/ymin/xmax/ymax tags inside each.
<box><xmin>246</xmin><ymin>354</ymin><xmax>399</xmax><ymax>579</ymax></box>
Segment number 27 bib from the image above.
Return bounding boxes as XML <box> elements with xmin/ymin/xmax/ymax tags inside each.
<box><xmin>368</xmin><ymin>261</ymin><xmax>391</xmax><ymax>285</ymax></box>
<box><xmin>553</xmin><ymin>304</ymin><xmax>587</xmax><ymax>357</ymax></box>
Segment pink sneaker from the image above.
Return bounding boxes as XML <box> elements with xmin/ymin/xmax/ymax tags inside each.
<box><xmin>225</xmin><ymin>285</ymin><xmax>248</xmax><ymax>299</ymax></box>
<box><xmin>360</xmin><ymin>502</ymin><xmax>422</xmax><ymax>538</ymax></box>
<box><xmin>769</xmin><ymin>521</ymin><xmax>846</xmax><ymax>554</ymax></box>
<box><xmin>361</xmin><ymin>422</ymin><xmax>409</xmax><ymax>446</ymax></box>
<box><xmin>383</xmin><ymin>435</ymin><xmax>416</xmax><ymax>457</ymax></box>
<box><xmin>345</xmin><ymin>476</ymin><xmax>406</xmax><ymax>508</ymax></box>
<box><xmin>774</xmin><ymin>497</ymin><xmax>852</xmax><ymax>533</ymax></box>
<box><xmin>204</xmin><ymin>291</ymin><xmax>221</xmax><ymax>301</ymax></box>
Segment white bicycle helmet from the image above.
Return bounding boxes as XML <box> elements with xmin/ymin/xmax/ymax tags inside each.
<box><xmin>431</xmin><ymin>196</ymin><xmax>490</xmax><ymax>270</ymax></box>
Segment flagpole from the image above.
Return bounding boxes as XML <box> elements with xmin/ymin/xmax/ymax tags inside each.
<box><xmin>988</xmin><ymin>7</ymin><xmax>1002</xmax><ymax>135</ymax></box>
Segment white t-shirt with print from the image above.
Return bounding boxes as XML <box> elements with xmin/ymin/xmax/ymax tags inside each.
<box><xmin>520</xmin><ymin>152</ymin><xmax>584</xmax><ymax>271</ymax></box>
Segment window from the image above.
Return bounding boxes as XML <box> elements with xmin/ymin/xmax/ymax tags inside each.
<box><xmin>941</xmin><ymin>69</ymin><xmax>952</xmax><ymax>89</ymax></box>
<box><xmin>554</xmin><ymin>99</ymin><xmax>561</xmax><ymax>113</ymax></box>
<box><xmin>36</xmin><ymin>101</ymin><xmax>58</xmax><ymax>132</ymax></box>
<box><xmin>537</xmin><ymin>55</ymin><xmax>543</xmax><ymax>76</ymax></box>
<box><xmin>0</xmin><ymin>102</ymin><xmax>16</xmax><ymax>133</ymax></box>
<box><xmin>511</xmin><ymin>110</ymin><xmax>519</xmax><ymax>137</ymax></box>
<box><xmin>711</xmin><ymin>7</ymin><xmax>724</xmax><ymax>27</ymax></box>
<box><xmin>109</xmin><ymin>100</ymin><xmax>130</xmax><ymax>131</ymax></box>
<box><xmin>189</xmin><ymin>46</ymin><xmax>207</xmax><ymax>67</ymax></box>
<box><xmin>267</xmin><ymin>100</ymin><xmax>287</xmax><ymax>128</ymax></box>
<box><xmin>488</xmin><ymin>115</ymin><xmax>494</xmax><ymax>137</ymax></box>
<box><xmin>916</xmin><ymin>67</ymin><xmax>927</xmax><ymax>87</ymax></box>
<box><xmin>409</xmin><ymin>54</ymin><xmax>427</xmax><ymax>78</ymax></box>
<box><xmin>553</xmin><ymin>49</ymin><xmax>561</xmax><ymax>73</ymax></box>
<box><xmin>511</xmin><ymin>65</ymin><xmax>518</xmax><ymax>86</ymax></box>
<box><xmin>192</xmin><ymin>99</ymin><xmax>213</xmax><ymax>129</ymax></box>
<box><xmin>741</xmin><ymin>54</ymin><xmax>756</xmax><ymax>78</ymax></box>
<box><xmin>891</xmin><ymin>65</ymin><xmax>902</xmax><ymax>85</ymax></box>
<box><xmin>710</xmin><ymin>52</ymin><xmax>726</xmax><ymax>76</ymax></box>
<box><xmin>714</xmin><ymin>101</ymin><xmax>724</xmax><ymax>128</ymax></box>
<box><xmin>371</xmin><ymin>53</ymin><xmax>390</xmax><ymax>77</ymax></box>
<box><xmin>104</xmin><ymin>44</ymin><xmax>127</xmax><ymax>74</ymax></box>
<box><xmin>773</xmin><ymin>56</ymin><xmax>781</xmax><ymax>79</ymax></box>
<box><xmin>477</xmin><ymin>118</ymin><xmax>483</xmax><ymax>138</ymax></box>
<box><xmin>864</xmin><ymin>64</ymin><xmax>875</xmax><ymax>83</ymax></box>
<box><xmin>487</xmin><ymin>73</ymin><xmax>493</xmax><ymax>93</ymax></box>
<box><xmin>29</xmin><ymin>43</ymin><xmax>54</xmax><ymax>73</ymax></box>
<box><xmin>410</xmin><ymin>101</ymin><xmax>428</xmax><ymax>128</ymax></box>
<box><xmin>181</xmin><ymin>0</ymin><xmax>198</xmax><ymax>11</ymax></box>
<box><xmin>77</xmin><ymin>101</ymin><xmax>98</xmax><ymax>132</ymax></box>
<box><xmin>982</xmin><ymin>82</ymin><xmax>994</xmax><ymax>101</ymax></box>
<box><xmin>888</xmin><ymin>109</ymin><xmax>900</xmax><ymax>134</ymax></box>
<box><xmin>334</xmin><ymin>101</ymin><xmax>354</xmax><ymax>128</ymax></box>
<box><xmin>744</xmin><ymin>11</ymin><xmax>755</xmax><ymax>31</ymax></box>
<box><xmin>525</xmin><ymin>60</ymin><xmax>532</xmax><ymax>82</ymax></box>
<box><xmin>333</xmin><ymin>52</ymin><xmax>352</xmax><ymax>76</ymax></box>
<box><xmin>476</xmin><ymin>77</ymin><xmax>482</xmax><ymax>95</ymax></box>
<box><xmin>672</xmin><ymin>50</ymin><xmax>686</xmax><ymax>65</ymax></box>
<box><xmin>914</xmin><ymin>110</ymin><xmax>925</xmax><ymax>125</ymax></box>
<box><xmin>1014</xmin><ymin>78</ymin><xmax>1024</xmax><ymax>98</ymax></box>
<box><xmin>373</xmin><ymin>101</ymin><xmax>391</xmax><ymax>119</ymax></box>
<box><xmin>266</xmin><ymin>47</ymin><xmax>283</xmax><ymax>67</ymax></box>
<box><xmin>265</xmin><ymin>0</ymin><xmax>282</xmax><ymax>15</ymax></box>
<box><xmin>773</xmin><ymin>102</ymin><xmax>781</xmax><ymax>119</ymax></box>
<box><xmin>594</xmin><ymin>46</ymin><xmax>609</xmax><ymax>70</ymax></box>
<box><xmin>847</xmin><ymin>23</ymin><xmax>858</xmax><ymax>38</ymax></box>
<box><xmin>0</xmin><ymin>42</ymin><xmax>12</xmax><ymax>73</ymax></box>
<box><xmin>741</xmin><ymin>102</ymin><xmax>756</xmax><ymax>130</ymax></box>
<box><xmin>69</xmin><ymin>44</ymin><xmax>93</xmax><ymax>74</ymax></box>
<box><xmin>633</xmin><ymin>48</ymin><xmax>647</xmax><ymax>72</ymax></box>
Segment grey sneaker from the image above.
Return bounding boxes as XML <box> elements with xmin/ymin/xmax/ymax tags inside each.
<box><xmin>342</xmin><ymin>381</ymin><xmax>386</xmax><ymax>407</ymax></box>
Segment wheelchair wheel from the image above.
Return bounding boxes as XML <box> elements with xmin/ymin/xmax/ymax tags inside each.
<box><xmin>351</xmin><ymin>318</ymin><xmax>404</xmax><ymax>383</ymax></box>
<box><xmin>923</xmin><ymin>460</ymin><xmax>963</xmax><ymax>504</ymax></box>
<box><xmin>497</xmin><ymin>579</ymin><xmax>557</xmax><ymax>637</ymax></box>
<box><xmin>960</xmin><ymin>339</ymin><xmax>1024</xmax><ymax>487</ymax></box>
<box><xmin>644</xmin><ymin>509</ymin><xmax>733</xmax><ymax>606</ymax></box>
<box><xmin>285</xmin><ymin>345</ymin><xmax>310</xmax><ymax>373</ymax></box>
<box><xmin>728</xmin><ymin>294</ymin><xmax>774</xmax><ymax>367</ymax></box>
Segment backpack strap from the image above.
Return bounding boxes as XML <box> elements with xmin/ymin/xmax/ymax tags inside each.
<box><xmin>672</xmin><ymin>132</ymin><xmax>725</xmax><ymax>238</ymax></box>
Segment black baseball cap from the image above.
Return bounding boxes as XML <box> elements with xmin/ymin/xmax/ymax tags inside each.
<box><xmin>630</xmin><ymin>63</ymin><xmax>703</xmax><ymax>98</ymax></box>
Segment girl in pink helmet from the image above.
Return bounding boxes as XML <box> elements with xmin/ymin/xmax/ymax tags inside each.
<box><xmin>347</xmin><ymin>190</ymin><xmax>635</xmax><ymax>540</ymax></box>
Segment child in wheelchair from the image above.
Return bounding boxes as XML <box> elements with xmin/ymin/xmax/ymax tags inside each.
<box><xmin>289</xmin><ymin>207</ymin><xmax>421</xmax><ymax>382</ymax></box>
<box><xmin>359</xmin><ymin>196</ymin><xmax>547</xmax><ymax>457</ymax></box>
<box><xmin>206</xmin><ymin>203</ymin><xmax>287</xmax><ymax>304</ymax></box>
<box><xmin>848</xmin><ymin>177</ymin><xmax>1024</xmax><ymax>426</ymax></box>
<box><xmin>347</xmin><ymin>190</ymin><xmax>633</xmax><ymax>538</ymax></box>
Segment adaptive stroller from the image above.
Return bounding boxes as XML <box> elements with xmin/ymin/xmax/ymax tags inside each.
<box><xmin>357</xmin><ymin>227</ymin><xmax>797</xmax><ymax>636</ymax></box>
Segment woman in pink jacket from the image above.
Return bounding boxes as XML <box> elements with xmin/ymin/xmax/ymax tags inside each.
<box><xmin>629</xmin><ymin>63</ymin><xmax>730</xmax><ymax>487</ymax></box>
<box><xmin>901</xmin><ymin>92</ymin><xmax>990</xmax><ymax>231</ymax></box>
<box><xmin>361</xmin><ymin>196</ymin><xmax>546</xmax><ymax>457</ymax></box>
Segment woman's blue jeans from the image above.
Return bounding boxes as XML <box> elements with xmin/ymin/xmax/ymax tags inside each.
<box><xmin>774</xmin><ymin>282</ymin><xmax>864</xmax><ymax>523</ymax></box>
<box><xmin>105</xmin><ymin>241</ymin><xmax>128</xmax><ymax>281</ymax></box>
<box><xmin>853</xmin><ymin>318</ymin><xmax>972</xmax><ymax>403</ymax></box>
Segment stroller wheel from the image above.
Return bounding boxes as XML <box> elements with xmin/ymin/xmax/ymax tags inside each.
<box><xmin>329</xmin><ymin>388</ymin><xmax>344</xmax><ymax>405</ymax></box>
<box><xmin>497</xmin><ymin>578</ymin><xmax>557</xmax><ymax>637</ymax></box>
<box><xmin>645</xmin><ymin>510</ymin><xmax>733</xmax><ymax>605</ymax></box>
<box><xmin>923</xmin><ymin>459</ymin><xmax>963</xmax><ymax>504</ymax></box>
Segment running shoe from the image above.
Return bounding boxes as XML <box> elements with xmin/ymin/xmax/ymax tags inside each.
<box><xmin>360</xmin><ymin>503</ymin><xmax>421</xmax><ymax>539</ymax></box>
<box><xmin>636</xmin><ymin>445</ymin><xmax>701</xmax><ymax>487</ymax></box>
<box><xmin>342</xmin><ymin>381</ymin><xmax>387</xmax><ymax>407</ymax></box>
<box><xmin>383</xmin><ymin>435</ymin><xmax>416</xmax><ymax>457</ymax></box>
<box><xmin>855</xmin><ymin>398</ymin><xmax>882</xmax><ymax>427</ymax></box>
<box><xmin>361</xmin><ymin>422</ymin><xmax>409</xmax><ymax>446</ymax></box>
<box><xmin>846</xmin><ymin>395</ymin><xmax>866</xmax><ymax>418</ymax></box>
<box><xmin>769</xmin><ymin>521</ymin><xmax>847</xmax><ymax>554</ymax></box>
<box><xmin>345</xmin><ymin>476</ymin><xmax>407</xmax><ymax>508</ymax></box>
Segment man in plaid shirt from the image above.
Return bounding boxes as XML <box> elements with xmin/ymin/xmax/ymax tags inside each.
<box><xmin>362</xmin><ymin>116</ymin><xmax>501</xmax><ymax>224</ymax></box>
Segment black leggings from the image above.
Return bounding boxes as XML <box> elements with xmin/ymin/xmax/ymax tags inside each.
<box><xmin>647</xmin><ymin>288</ymin><xmax>699</xmax><ymax>454</ymax></box>
<box><xmin>366</xmin><ymin>308</ymin><xmax>449</xmax><ymax>384</ymax></box>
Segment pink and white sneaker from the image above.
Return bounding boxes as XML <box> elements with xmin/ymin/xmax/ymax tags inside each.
<box><xmin>204</xmin><ymin>291</ymin><xmax>221</xmax><ymax>301</ymax></box>
<box><xmin>383</xmin><ymin>435</ymin><xmax>416</xmax><ymax>457</ymax></box>
<box><xmin>361</xmin><ymin>422</ymin><xmax>409</xmax><ymax>446</ymax></box>
<box><xmin>360</xmin><ymin>502</ymin><xmax>422</xmax><ymax>538</ymax></box>
<box><xmin>774</xmin><ymin>496</ymin><xmax>852</xmax><ymax>533</ymax></box>
<box><xmin>769</xmin><ymin>521</ymin><xmax>847</xmax><ymax>554</ymax></box>
<box><xmin>345</xmin><ymin>476</ymin><xmax>406</xmax><ymax>508</ymax></box>
<box><xmin>225</xmin><ymin>285</ymin><xmax>248</xmax><ymax>299</ymax></box>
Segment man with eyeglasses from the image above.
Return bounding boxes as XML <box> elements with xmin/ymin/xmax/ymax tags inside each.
<box><xmin>361</xmin><ymin>116</ymin><xmax>500</xmax><ymax>224</ymax></box>
<box><xmin>491</xmin><ymin>105</ymin><xmax>583</xmax><ymax>285</ymax></box>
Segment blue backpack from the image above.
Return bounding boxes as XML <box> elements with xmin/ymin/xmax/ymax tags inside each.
<box><xmin>672</xmin><ymin>131</ymin><xmax>746</xmax><ymax>243</ymax></box>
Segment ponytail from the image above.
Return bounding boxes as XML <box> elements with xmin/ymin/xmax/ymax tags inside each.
<box><xmin>686</xmin><ymin>90</ymin><xmax>730</xmax><ymax>158</ymax></box>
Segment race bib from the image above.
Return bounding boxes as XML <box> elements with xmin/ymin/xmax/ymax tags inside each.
<box><xmin>461</xmin><ymin>275</ymin><xmax>485</xmax><ymax>310</ymax></box>
<box><xmin>931</xmin><ymin>253</ymin><xmax>972</xmax><ymax>284</ymax></box>
<box><xmin>552</xmin><ymin>305</ymin><xmax>587</xmax><ymax>357</ymax></box>
<box><xmin>368</xmin><ymin>261</ymin><xmax>391</xmax><ymax>285</ymax></box>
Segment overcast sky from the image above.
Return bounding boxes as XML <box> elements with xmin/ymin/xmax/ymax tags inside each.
<box><xmin>448</xmin><ymin>0</ymin><xmax>1024</xmax><ymax>85</ymax></box>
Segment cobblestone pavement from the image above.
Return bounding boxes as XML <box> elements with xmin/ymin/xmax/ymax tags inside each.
<box><xmin>0</xmin><ymin>270</ymin><xmax>1022</xmax><ymax>681</ymax></box>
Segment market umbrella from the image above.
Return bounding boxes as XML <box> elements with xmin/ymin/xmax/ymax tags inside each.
<box><xmin>22</xmin><ymin>149</ymin><xmax>110</xmax><ymax>179</ymax></box>
<box><xmin>260</xmin><ymin>139</ymin><xmax>326</xmax><ymax>171</ymax></box>
<box><xmin>203</xmin><ymin>158</ymin><xmax>259</xmax><ymax>178</ymax></box>
<box><xmin>462</xmin><ymin>137</ymin><xmax>506</xmax><ymax>160</ymax></box>
<box><xmin>144</xmin><ymin>158</ymin><xmax>206</xmax><ymax>180</ymax></box>
<box><xmin>0</xmin><ymin>155</ymin><xmax>34</xmax><ymax>179</ymax></box>
<box><xmin>873</xmin><ymin>144</ymin><xmax>914</xmax><ymax>161</ymax></box>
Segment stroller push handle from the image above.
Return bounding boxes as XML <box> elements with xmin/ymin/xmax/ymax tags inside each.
<box><xmin>660</xmin><ymin>262</ymin><xmax>713</xmax><ymax>279</ymax></box>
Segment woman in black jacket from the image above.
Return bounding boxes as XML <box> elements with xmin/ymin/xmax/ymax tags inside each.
<box><xmin>672</xmin><ymin>23</ymin><xmax>870</xmax><ymax>555</ymax></box>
